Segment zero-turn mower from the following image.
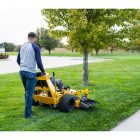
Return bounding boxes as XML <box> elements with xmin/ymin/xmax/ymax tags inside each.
<box><xmin>33</xmin><ymin>72</ymin><xmax>97</xmax><ymax>112</ymax></box>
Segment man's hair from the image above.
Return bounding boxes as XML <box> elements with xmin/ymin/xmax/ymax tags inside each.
<box><xmin>28</xmin><ymin>32</ymin><xmax>37</xmax><ymax>38</ymax></box>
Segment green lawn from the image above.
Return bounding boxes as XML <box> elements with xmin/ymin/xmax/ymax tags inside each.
<box><xmin>0</xmin><ymin>54</ymin><xmax>140</xmax><ymax>131</ymax></box>
<box><xmin>6</xmin><ymin>50</ymin><xmax>82</xmax><ymax>57</ymax></box>
<box><xmin>94</xmin><ymin>51</ymin><xmax>140</xmax><ymax>60</ymax></box>
<box><xmin>6</xmin><ymin>50</ymin><xmax>139</xmax><ymax>58</ymax></box>
<box><xmin>42</xmin><ymin>51</ymin><xmax>82</xmax><ymax>57</ymax></box>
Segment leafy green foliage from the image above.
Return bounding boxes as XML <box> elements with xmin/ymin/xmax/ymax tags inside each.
<box><xmin>41</xmin><ymin>9</ymin><xmax>140</xmax><ymax>85</ymax></box>
<box><xmin>116</xmin><ymin>10</ymin><xmax>140</xmax><ymax>52</ymax></box>
<box><xmin>0</xmin><ymin>42</ymin><xmax>16</xmax><ymax>52</ymax></box>
<box><xmin>41</xmin><ymin>9</ymin><xmax>140</xmax><ymax>54</ymax></box>
<box><xmin>42</xmin><ymin>9</ymin><xmax>109</xmax><ymax>54</ymax></box>
<box><xmin>14</xmin><ymin>45</ymin><xmax>22</xmax><ymax>52</ymax></box>
<box><xmin>36</xmin><ymin>28</ymin><xmax>63</xmax><ymax>55</ymax></box>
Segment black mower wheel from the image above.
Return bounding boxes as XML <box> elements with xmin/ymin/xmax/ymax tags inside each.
<box><xmin>59</xmin><ymin>94</ymin><xmax>75</xmax><ymax>113</ymax></box>
<box><xmin>32</xmin><ymin>98</ymin><xmax>39</xmax><ymax>106</ymax></box>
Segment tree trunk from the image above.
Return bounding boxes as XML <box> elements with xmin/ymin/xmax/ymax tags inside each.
<box><xmin>83</xmin><ymin>52</ymin><xmax>89</xmax><ymax>86</ymax></box>
<box><xmin>49</xmin><ymin>50</ymin><xmax>51</xmax><ymax>55</ymax></box>
<box><xmin>110</xmin><ymin>46</ymin><xmax>114</xmax><ymax>53</ymax></box>
<box><xmin>132</xmin><ymin>49</ymin><xmax>134</xmax><ymax>53</ymax></box>
<box><xmin>95</xmin><ymin>49</ymin><xmax>99</xmax><ymax>55</ymax></box>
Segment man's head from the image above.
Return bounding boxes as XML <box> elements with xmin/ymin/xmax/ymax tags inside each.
<box><xmin>28</xmin><ymin>32</ymin><xmax>37</xmax><ymax>43</ymax></box>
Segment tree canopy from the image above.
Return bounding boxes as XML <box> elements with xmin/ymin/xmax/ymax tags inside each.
<box><xmin>0</xmin><ymin>42</ymin><xmax>16</xmax><ymax>52</ymax></box>
<box><xmin>41</xmin><ymin>9</ymin><xmax>140</xmax><ymax>85</ymax></box>
<box><xmin>36</xmin><ymin>27</ymin><xmax>63</xmax><ymax>55</ymax></box>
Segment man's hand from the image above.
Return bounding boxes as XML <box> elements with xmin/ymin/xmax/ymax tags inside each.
<box><xmin>42</xmin><ymin>72</ymin><xmax>46</xmax><ymax>76</ymax></box>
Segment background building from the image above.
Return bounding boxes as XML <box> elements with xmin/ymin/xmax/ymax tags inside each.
<box><xmin>0</xmin><ymin>45</ymin><xmax>5</xmax><ymax>53</ymax></box>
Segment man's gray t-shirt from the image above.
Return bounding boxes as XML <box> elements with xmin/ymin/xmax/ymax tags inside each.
<box><xmin>17</xmin><ymin>42</ymin><xmax>45</xmax><ymax>74</ymax></box>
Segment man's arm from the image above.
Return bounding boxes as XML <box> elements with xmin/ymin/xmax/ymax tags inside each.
<box><xmin>32</xmin><ymin>43</ymin><xmax>45</xmax><ymax>74</ymax></box>
<box><xmin>16</xmin><ymin>49</ymin><xmax>20</xmax><ymax>66</ymax></box>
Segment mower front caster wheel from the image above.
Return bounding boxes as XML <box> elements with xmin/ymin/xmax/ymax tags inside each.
<box><xmin>59</xmin><ymin>94</ymin><xmax>75</xmax><ymax>113</ymax></box>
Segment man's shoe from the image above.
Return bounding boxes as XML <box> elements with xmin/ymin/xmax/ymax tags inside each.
<box><xmin>25</xmin><ymin>116</ymin><xmax>31</xmax><ymax>119</ymax></box>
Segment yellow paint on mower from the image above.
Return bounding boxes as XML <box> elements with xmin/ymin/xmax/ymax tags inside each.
<box><xmin>33</xmin><ymin>72</ymin><xmax>97</xmax><ymax>112</ymax></box>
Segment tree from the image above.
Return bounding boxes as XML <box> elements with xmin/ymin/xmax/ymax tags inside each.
<box><xmin>14</xmin><ymin>45</ymin><xmax>22</xmax><ymax>52</ymax></box>
<box><xmin>0</xmin><ymin>42</ymin><xmax>16</xmax><ymax>52</ymax></box>
<box><xmin>41</xmin><ymin>9</ymin><xmax>140</xmax><ymax>86</ymax></box>
<box><xmin>42</xmin><ymin>9</ymin><xmax>109</xmax><ymax>86</ymax></box>
<box><xmin>123</xmin><ymin>16</ymin><xmax>140</xmax><ymax>52</ymax></box>
<box><xmin>110</xmin><ymin>10</ymin><xmax>140</xmax><ymax>52</ymax></box>
<box><xmin>36</xmin><ymin>28</ymin><xmax>62</xmax><ymax>55</ymax></box>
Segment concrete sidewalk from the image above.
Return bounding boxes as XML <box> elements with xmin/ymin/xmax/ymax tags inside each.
<box><xmin>112</xmin><ymin>110</ymin><xmax>140</xmax><ymax>131</ymax></box>
<box><xmin>0</xmin><ymin>56</ymin><xmax>108</xmax><ymax>74</ymax></box>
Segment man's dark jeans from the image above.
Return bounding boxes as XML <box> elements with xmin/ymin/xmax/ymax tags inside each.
<box><xmin>20</xmin><ymin>71</ymin><xmax>36</xmax><ymax>118</ymax></box>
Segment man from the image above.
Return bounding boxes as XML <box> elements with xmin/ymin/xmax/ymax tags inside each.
<box><xmin>17</xmin><ymin>32</ymin><xmax>45</xmax><ymax>118</ymax></box>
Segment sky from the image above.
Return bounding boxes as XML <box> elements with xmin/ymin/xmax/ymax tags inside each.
<box><xmin>0</xmin><ymin>0</ymin><xmax>139</xmax><ymax>45</ymax></box>
<box><xmin>0</xmin><ymin>9</ymin><xmax>47</xmax><ymax>45</ymax></box>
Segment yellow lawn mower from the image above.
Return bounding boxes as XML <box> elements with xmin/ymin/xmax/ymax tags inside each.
<box><xmin>33</xmin><ymin>72</ymin><xmax>97</xmax><ymax>112</ymax></box>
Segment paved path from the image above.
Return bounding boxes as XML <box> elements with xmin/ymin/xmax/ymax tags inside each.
<box><xmin>112</xmin><ymin>110</ymin><xmax>140</xmax><ymax>131</ymax></box>
<box><xmin>0</xmin><ymin>56</ymin><xmax>107</xmax><ymax>74</ymax></box>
